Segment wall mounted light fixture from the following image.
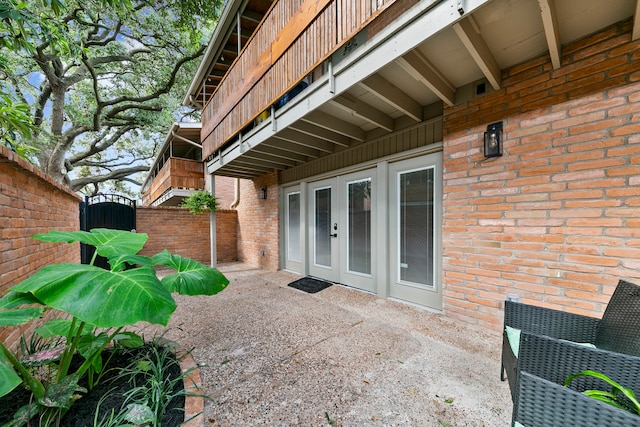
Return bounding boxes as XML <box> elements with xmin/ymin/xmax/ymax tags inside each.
<box><xmin>484</xmin><ymin>121</ymin><xmax>503</xmax><ymax>158</ymax></box>
<box><xmin>259</xmin><ymin>187</ymin><xmax>267</xmax><ymax>200</ymax></box>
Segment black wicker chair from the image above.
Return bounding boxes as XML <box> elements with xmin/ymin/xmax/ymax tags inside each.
<box><xmin>501</xmin><ymin>279</ymin><xmax>640</xmax><ymax>401</ymax></box>
<box><xmin>513</xmin><ymin>370</ymin><xmax>640</xmax><ymax>427</ymax></box>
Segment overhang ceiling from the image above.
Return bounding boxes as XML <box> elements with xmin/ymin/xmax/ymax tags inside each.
<box><xmin>195</xmin><ymin>0</ymin><xmax>639</xmax><ymax>179</ymax></box>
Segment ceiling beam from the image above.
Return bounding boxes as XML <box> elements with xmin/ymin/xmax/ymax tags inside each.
<box><xmin>359</xmin><ymin>74</ymin><xmax>423</xmax><ymax>122</ymax></box>
<box><xmin>538</xmin><ymin>0</ymin><xmax>561</xmax><ymax>69</ymax></box>
<box><xmin>232</xmin><ymin>156</ymin><xmax>289</xmax><ymax>171</ymax></box>
<box><xmin>396</xmin><ymin>50</ymin><xmax>455</xmax><ymax>107</ymax></box>
<box><xmin>453</xmin><ymin>18</ymin><xmax>501</xmax><ymax>90</ymax></box>
<box><xmin>264</xmin><ymin>139</ymin><xmax>322</xmax><ymax>158</ymax></box>
<box><xmin>251</xmin><ymin>144</ymin><xmax>310</xmax><ymax>162</ymax></box>
<box><xmin>301</xmin><ymin>111</ymin><xmax>365</xmax><ymax>141</ymax></box>
<box><xmin>634</xmin><ymin>0</ymin><xmax>640</xmax><ymax>40</ymax></box>
<box><xmin>241</xmin><ymin>10</ymin><xmax>264</xmax><ymax>24</ymax></box>
<box><xmin>242</xmin><ymin>150</ymin><xmax>298</xmax><ymax>168</ymax></box>
<box><xmin>289</xmin><ymin>121</ymin><xmax>352</xmax><ymax>147</ymax></box>
<box><xmin>329</xmin><ymin>94</ymin><xmax>394</xmax><ymax>132</ymax></box>
<box><xmin>275</xmin><ymin>129</ymin><xmax>335</xmax><ymax>153</ymax></box>
<box><xmin>227</xmin><ymin>160</ymin><xmax>274</xmax><ymax>175</ymax></box>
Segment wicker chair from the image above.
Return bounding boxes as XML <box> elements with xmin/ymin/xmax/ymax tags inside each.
<box><xmin>501</xmin><ymin>279</ymin><xmax>640</xmax><ymax>401</ymax></box>
<box><xmin>513</xmin><ymin>370</ymin><xmax>640</xmax><ymax>427</ymax></box>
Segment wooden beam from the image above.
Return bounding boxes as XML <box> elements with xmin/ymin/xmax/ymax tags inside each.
<box><xmin>264</xmin><ymin>139</ymin><xmax>321</xmax><ymax>158</ymax></box>
<box><xmin>453</xmin><ymin>18</ymin><xmax>501</xmax><ymax>90</ymax></box>
<box><xmin>301</xmin><ymin>111</ymin><xmax>365</xmax><ymax>141</ymax></box>
<box><xmin>330</xmin><ymin>94</ymin><xmax>394</xmax><ymax>132</ymax></box>
<box><xmin>289</xmin><ymin>121</ymin><xmax>352</xmax><ymax>147</ymax></box>
<box><xmin>242</xmin><ymin>150</ymin><xmax>298</xmax><ymax>168</ymax></box>
<box><xmin>396</xmin><ymin>51</ymin><xmax>454</xmax><ymax>107</ymax></box>
<box><xmin>275</xmin><ymin>129</ymin><xmax>335</xmax><ymax>153</ymax></box>
<box><xmin>538</xmin><ymin>0</ymin><xmax>561</xmax><ymax>69</ymax></box>
<box><xmin>251</xmin><ymin>144</ymin><xmax>310</xmax><ymax>162</ymax></box>
<box><xmin>359</xmin><ymin>75</ymin><xmax>423</xmax><ymax>122</ymax></box>
<box><xmin>223</xmin><ymin>161</ymin><xmax>273</xmax><ymax>173</ymax></box>
<box><xmin>232</xmin><ymin>156</ymin><xmax>289</xmax><ymax>171</ymax></box>
<box><xmin>634</xmin><ymin>0</ymin><xmax>640</xmax><ymax>41</ymax></box>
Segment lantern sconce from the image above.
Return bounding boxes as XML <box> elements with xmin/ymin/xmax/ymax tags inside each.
<box><xmin>484</xmin><ymin>121</ymin><xmax>503</xmax><ymax>158</ymax></box>
<box><xmin>259</xmin><ymin>187</ymin><xmax>268</xmax><ymax>200</ymax></box>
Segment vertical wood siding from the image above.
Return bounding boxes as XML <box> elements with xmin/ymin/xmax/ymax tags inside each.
<box><xmin>202</xmin><ymin>0</ymin><xmax>395</xmax><ymax>159</ymax></box>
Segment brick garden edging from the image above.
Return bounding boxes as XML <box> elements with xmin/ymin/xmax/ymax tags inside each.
<box><xmin>179</xmin><ymin>351</ymin><xmax>205</xmax><ymax>427</ymax></box>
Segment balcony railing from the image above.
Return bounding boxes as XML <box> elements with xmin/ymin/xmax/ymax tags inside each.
<box><xmin>201</xmin><ymin>0</ymin><xmax>396</xmax><ymax>159</ymax></box>
<box><xmin>142</xmin><ymin>158</ymin><xmax>204</xmax><ymax>206</ymax></box>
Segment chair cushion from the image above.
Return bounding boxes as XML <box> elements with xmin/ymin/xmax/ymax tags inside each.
<box><xmin>505</xmin><ymin>326</ymin><xmax>521</xmax><ymax>357</ymax></box>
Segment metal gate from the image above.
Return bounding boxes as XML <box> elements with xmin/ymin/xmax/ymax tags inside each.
<box><xmin>79</xmin><ymin>194</ymin><xmax>136</xmax><ymax>269</ymax></box>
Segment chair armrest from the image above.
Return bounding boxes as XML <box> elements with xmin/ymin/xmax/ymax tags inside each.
<box><xmin>518</xmin><ymin>331</ymin><xmax>640</xmax><ymax>392</ymax></box>
<box><xmin>504</xmin><ymin>300</ymin><xmax>599</xmax><ymax>342</ymax></box>
<box><xmin>514</xmin><ymin>371</ymin><xmax>640</xmax><ymax>427</ymax></box>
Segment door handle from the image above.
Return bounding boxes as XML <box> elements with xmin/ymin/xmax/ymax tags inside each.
<box><xmin>330</xmin><ymin>233</ymin><xmax>338</xmax><ymax>238</ymax></box>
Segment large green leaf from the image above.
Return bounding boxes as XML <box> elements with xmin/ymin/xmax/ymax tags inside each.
<box><xmin>153</xmin><ymin>250</ymin><xmax>229</xmax><ymax>295</ymax></box>
<box><xmin>0</xmin><ymin>291</ymin><xmax>41</xmax><ymax>309</ymax></box>
<box><xmin>34</xmin><ymin>229</ymin><xmax>148</xmax><ymax>259</ymax></box>
<box><xmin>0</xmin><ymin>348</ymin><xmax>21</xmax><ymax>398</ymax></box>
<box><xmin>12</xmin><ymin>264</ymin><xmax>176</xmax><ymax>327</ymax></box>
<box><xmin>0</xmin><ymin>307</ymin><xmax>44</xmax><ymax>326</ymax></box>
<box><xmin>35</xmin><ymin>319</ymin><xmax>93</xmax><ymax>338</ymax></box>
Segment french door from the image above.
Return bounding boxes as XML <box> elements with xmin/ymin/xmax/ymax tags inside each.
<box><xmin>307</xmin><ymin>170</ymin><xmax>375</xmax><ymax>292</ymax></box>
<box><xmin>388</xmin><ymin>154</ymin><xmax>442</xmax><ymax>309</ymax></box>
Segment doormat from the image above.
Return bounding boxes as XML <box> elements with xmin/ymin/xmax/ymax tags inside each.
<box><xmin>287</xmin><ymin>277</ymin><xmax>333</xmax><ymax>294</ymax></box>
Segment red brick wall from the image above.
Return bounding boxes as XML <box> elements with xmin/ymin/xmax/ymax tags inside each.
<box><xmin>136</xmin><ymin>206</ymin><xmax>237</xmax><ymax>264</ymax></box>
<box><xmin>442</xmin><ymin>20</ymin><xmax>640</xmax><ymax>332</ymax></box>
<box><xmin>216</xmin><ymin>209</ymin><xmax>238</xmax><ymax>262</ymax></box>
<box><xmin>0</xmin><ymin>146</ymin><xmax>81</xmax><ymax>348</ymax></box>
<box><xmin>214</xmin><ymin>176</ymin><xmax>237</xmax><ymax>210</ymax></box>
<box><xmin>236</xmin><ymin>173</ymin><xmax>279</xmax><ymax>270</ymax></box>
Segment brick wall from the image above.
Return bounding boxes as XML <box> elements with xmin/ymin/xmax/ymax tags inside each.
<box><xmin>137</xmin><ymin>206</ymin><xmax>238</xmax><ymax>264</ymax></box>
<box><xmin>442</xmin><ymin>19</ymin><xmax>640</xmax><ymax>332</ymax></box>
<box><xmin>214</xmin><ymin>175</ymin><xmax>237</xmax><ymax>210</ymax></box>
<box><xmin>0</xmin><ymin>146</ymin><xmax>81</xmax><ymax>348</ymax></box>
<box><xmin>236</xmin><ymin>173</ymin><xmax>279</xmax><ymax>270</ymax></box>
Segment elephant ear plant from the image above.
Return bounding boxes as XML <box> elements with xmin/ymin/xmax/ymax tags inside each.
<box><xmin>0</xmin><ymin>228</ymin><xmax>229</xmax><ymax>425</ymax></box>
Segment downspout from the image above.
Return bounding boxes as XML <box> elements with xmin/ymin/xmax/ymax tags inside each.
<box><xmin>230</xmin><ymin>178</ymin><xmax>240</xmax><ymax>209</ymax></box>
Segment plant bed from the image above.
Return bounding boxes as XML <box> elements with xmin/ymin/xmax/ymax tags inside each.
<box><xmin>0</xmin><ymin>343</ymin><xmax>186</xmax><ymax>426</ymax></box>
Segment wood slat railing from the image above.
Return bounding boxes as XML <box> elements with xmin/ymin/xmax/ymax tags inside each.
<box><xmin>201</xmin><ymin>0</ymin><xmax>396</xmax><ymax>159</ymax></box>
<box><xmin>142</xmin><ymin>158</ymin><xmax>204</xmax><ymax>206</ymax></box>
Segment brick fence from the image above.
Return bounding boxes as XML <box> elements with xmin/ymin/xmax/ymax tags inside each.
<box><xmin>137</xmin><ymin>206</ymin><xmax>237</xmax><ymax>264</ymax></box>
<box><xmin>0</xmin><ymin>146</ymin><xmax>238</xmax><ymax>348</ymax></box>
<box><xmin>441</xmin><ymin>19</ymin><xmax>640</xmax><ymax>332</ymax></box>
<box><xmin>0</xmin><ymin>146</ymin><xmax>81</xmax><ymax>348</ymax></box>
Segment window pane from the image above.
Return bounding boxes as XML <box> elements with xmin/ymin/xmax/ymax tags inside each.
<box><xmin>348</xmin><ymin>179</ymin><xmax>371</xmax><ymax>275</ymax></box>
<box><xmin>287</xmin><ymin>193</ymin><xmax>300</xmax><ymax>262</ymax></box>
<box><xmin>399</xmin><ymin>168</ymin><xmax>434</xmax><ymax>286</ymax></box>
<box><xmin>315</xmin><ymin>188</ymin><xmax>331</xmax><ymax>267</ymax></box>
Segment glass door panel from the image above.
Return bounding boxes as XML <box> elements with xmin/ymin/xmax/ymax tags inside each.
<box><xmin>287</xmin><ymin>192</ymin><xmax>301</xmax><ymax>263</ymax></box>
<box><xmin>399</xmin><ymin>168</ymin><xmax>434</xmax><ymax>287</ymax></box>
<box><xmin>314</xmin><ymin>187</ymin><xmax>332</xmax><ymax>267</ymax></box>
<box><xmin>347</xmin><ymin>178</ymin><xmax>371</xmax><ymax>275</ymax></box>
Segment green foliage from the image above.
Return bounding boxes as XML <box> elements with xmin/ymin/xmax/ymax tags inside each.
<box><xmin>565</xmin><ymin>370</ymin><xmax>640</xmax><ymax>415</ymax></box>
<box><xmin>0</xmin><ymin>228</ymin><xmax>229</xmax><ymax>423</ymax></box>
<box><xmin>0</xmin><ymin>0</ymin><xmax>223</xmax><ymax>194</ymax></box>
<box><xmin>180</xmin><ymin>190</ymin><xmax>219</xmax><ymax>215</ymax></box>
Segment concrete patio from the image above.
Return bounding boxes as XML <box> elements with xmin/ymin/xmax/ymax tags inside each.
<box><xmin>144</xmin><ymin>263</ymin><xmax>512</xmax><ymax>426</ymax></box>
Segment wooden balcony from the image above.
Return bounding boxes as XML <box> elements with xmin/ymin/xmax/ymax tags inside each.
<box><xmin>200</xmin><ymin>0</ymin><xmax>398</xmax><ymax>159</ymax></box>
<box><xmin>142</xmin><ymin>158</ymin><xmax>204</xmax><ymax>206</ymax></box>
